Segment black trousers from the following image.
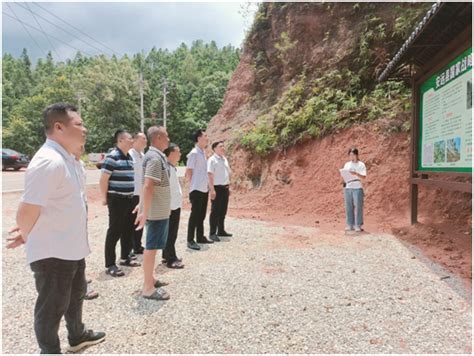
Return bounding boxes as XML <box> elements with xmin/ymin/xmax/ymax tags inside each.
<box><xmin>104</xmin><ymin>193</ymin><xmax>135</xmax><ymax>268</ymax></box>
<box><xmin>131</xmin><ymin>195</ymin><xmax>143</xmax><ymax>251</ymax></box>
<box><xmin>187</xmin><ymin>190</ymin><xmax>208</xmax><ymax>242</ymax></box>
<box><xmin>163</xmin><ymin>208</ymin><xmax>181</xmax><ymax>262</ymax></box>
<box><xmin>30</xmin><ymin>258</ymin><xmax>87</xmax><ymax>354</ymax></box>
<box><xmin>210</xmin><ymin>185</ymin><xmax>230</xmax><ymax>235</ymax></box>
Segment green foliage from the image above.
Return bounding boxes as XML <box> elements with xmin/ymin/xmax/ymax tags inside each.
<box><xmin>392</xmin><ymin>3</ymin><xmax>432</xmax><ymax>39</ymax></box>
<box><xmin>241</xmin><ymin>70</ymin><xmax>411</xmax><ymax>156</ymax></box>
<box><xmin>239</xmin><ymin>2</ymin><xmax>428</xmax><ymax>156</ymax></box>
<box><xmin>250</xmin><ymin>3</ymin><xmax>271</xmax><ymax>34</ymax></box>
<box><xmin>240</xmin><ymin>115</ymin><xmax>277</xmax><ymax>155</ymax></box>
<box><xmin>357</xmin><ymin>15</ymin><xmax>386</xmax><ymax>68</ymax></box>
<box><xmin>2</xmin><ymin>42</ymin><xmax>240</xmax><ymax>158</ymax></box>
<box><xmin>274</xmin><ymin>31</ymin><xmax>298</xmax><ymax>66</ymax></box>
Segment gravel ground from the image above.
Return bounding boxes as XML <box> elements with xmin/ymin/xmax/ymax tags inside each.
<box><xmin>2</xmin><ymin>192</ymin><xmax>472</xmax><ymax>354</ymax></box>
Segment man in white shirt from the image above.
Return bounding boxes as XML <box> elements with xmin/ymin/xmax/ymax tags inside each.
<box><xmin>129</xmin><ymin>132</ymin><xmax>148</xmax><ymax>255</ymax></box>
<box><xmin>7</xmin><ymin>103</ymin><xmax>105</xmax><ymax>353</ymax></box>
<box><xmin>162</xmin><ymin>143</ymin><xmax>185</xmax><ymax>268</ymax></box>
<box><xmin>185</xmin><ymin>129</ymin><xmax>213</xmax><ymax>250</ymax></box>
<box><xmin>208</xmin><ymin>141</ymin><xmax>232</xmax><ymax>241</ymax></box>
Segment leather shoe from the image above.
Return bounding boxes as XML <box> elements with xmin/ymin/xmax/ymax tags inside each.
<box><xmin>218</xmin><ymin>231</ymin><xmax>233</xmax><ymax>237</ymax></box>
<box><xmin>209</xmin><ymin>234</ymin><xmax>220</xmax><ymax>242</ymax></box>
<box><xmin>196</xmin><ymin>237</ymin><xmax>214</xmax><ymax>244</ymax></box>
<box><xmin>187</xmin><ymin>241</ymin><xmax>201</xmax><ymax>250</ymax></box>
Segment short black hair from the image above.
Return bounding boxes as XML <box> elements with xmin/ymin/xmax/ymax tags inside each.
<box><xmin>42</xmin><ymin>103</ymin><xmax>77</xmax><ymax>133</ymax></box>
<box><xmin>114</xmin><ymin>129</ymin><xmax>129</xmax><ymax>142</ymax></box>
<box><xmin>164</xmin><ymin>143</ymin><xmax>179</xmax><ymax>157</ymax></box>
<box><xmin>193</xmin><ymin>129</ymin><xmax>206</xmax><ymax>143</ymax></box>
<box><xmin>348</xmin><ymin>148</ymin><xmax>359</xmax><ymax>156</ymax></box>
<box><xmin>211</xmin><ymin>141</ymin><xmax>224</xmax><ymax>151</ymax></box>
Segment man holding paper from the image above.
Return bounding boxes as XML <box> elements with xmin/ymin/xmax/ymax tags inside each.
<box><xmin>340</xmin><ymin>148</ymin><xmax>366</xmax><ymax>232</ymax></box>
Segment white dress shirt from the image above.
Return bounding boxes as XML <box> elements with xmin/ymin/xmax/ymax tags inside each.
<box><xmin>21</xmin><ymin>139</ymin><xmax>90</xmax><ymax>264</ymax></box>
<box><xmin>186</xmin><ymin>145</ymin><xmax>209</xmax><ymax>193</ymax></box>
<box><xmin>129</xmin><ymin>148</ymin><xmax>144</xmax><ymax>196</ymax></box>
<box><xmin>169</xmin><ymin>164</ymin><xmax>183</xmax><ymax>210</ymax></box>
<box><xmin>207</xmin><ymin>153</ymin><xmax>231</xmax><ymax>185</ymax></box>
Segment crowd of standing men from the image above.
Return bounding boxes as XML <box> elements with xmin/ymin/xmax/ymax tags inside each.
<box><xmin>6</xmin><ymin>102</ymin><xmax>232</xmax><ymax>353</ymax></box>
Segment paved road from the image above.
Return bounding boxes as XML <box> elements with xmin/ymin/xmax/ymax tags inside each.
<box><xmin>2</xmin><ymin>167</ymin><xmax>186</xmax><ymax>193</ymax></box>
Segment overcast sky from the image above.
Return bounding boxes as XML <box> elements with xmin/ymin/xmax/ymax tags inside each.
<box><xmin>2</xmin><ymin>2</ymin><xmax>258</xmax><ymax>61</ymax></box>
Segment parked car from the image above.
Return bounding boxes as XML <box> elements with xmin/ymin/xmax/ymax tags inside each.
<box><xmin>89</xmin><ymin>148</ymin><xmax>114</xmax><ymax>169</ymax></box>
<box><xmin>2</xmin><ymin>149</ymin><xmax>30</xmax><ymax>171</ymax></box>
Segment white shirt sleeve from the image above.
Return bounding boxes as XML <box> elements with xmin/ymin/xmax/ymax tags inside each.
<box><xmin>186</xmin><ymin>152</ymin><xmax>196</xmax><ymax>170</ymax></box>
<box><xmin>207</xmin><ymin>157</ymin><xmax>215</xmax><ymax>174</ymax></box>
<box><xmin>358</xmin><ymin>162</ymin><xmax>367</xmax><ymax>177</ymax></box>
<box><xmin>21</xmin><ymin>157</ymin><xmax>64</xmax><ymax>207</ymax></box>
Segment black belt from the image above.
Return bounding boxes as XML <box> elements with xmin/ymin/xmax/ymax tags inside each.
<box><xmin>108</xmin><ymin>193</ymin><xmax>134</xmax><ymax>199</ymax></box>
<box><xmin>346</xmin><ymin>179</ymin><xmax>360</xmax><ymax>184</ymax></box>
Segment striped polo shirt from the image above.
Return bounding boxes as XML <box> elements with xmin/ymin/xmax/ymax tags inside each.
<box><xmin>102</xmin><ymin>147</ymin><xmax>135</xmax><ymax>196</ymax></box>
<box><xmin>142</xmin><ymin>147</ymin><xmax>171</xmax><ymax>220</ymax></box>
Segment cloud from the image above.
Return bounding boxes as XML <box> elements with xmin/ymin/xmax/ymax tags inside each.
<box><xmin>2</xmin><ymin>2</ymin><xmax>257</xmax><ymax>61</ymax></box>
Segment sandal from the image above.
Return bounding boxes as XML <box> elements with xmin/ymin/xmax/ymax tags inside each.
<box><xmin>119</xmin><ymin>259</ymin><xmax>141</xmax><ymax>267</ymax></box>
<box><xmin>162</xmin><ymin>257</ymin><xmax>182</xmax><ymax>264</ymax></box>
<box><xmin>105</xmin><ymin>265</ymin><xmax>124</xmax><ymax>277</ymax></box>
<box><xmin>143</xmin><ymin>288</ymin><xmax>170</xmax><ymax>301</ymax></box>
<box><xmin>154</xmin><ymin>280</ymin><xmax>169</xmax><ymax>288</ymax></box>
<box><xmin>84</xmin><ymin>289</ymin><xmax>99</xmax><ymax>300</ymax></box>
<box><xmin>167</xmin><ymin>260</ymin><xmax>184</xmax><ymax>269</ymax></box>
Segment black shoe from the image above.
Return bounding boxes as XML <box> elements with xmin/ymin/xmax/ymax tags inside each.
<box><xmin>209</xmin><ymin>234</ymin><xmax>220</xmax><ymax>242</ymax></box>
<box><xmin>218</xmin><ymin>231</ymin><xmax>233</xmax><ymax>237</ymax></box>
<box><xmin>187</xmin><ymin>241</ymin><xmax>201</xmax><ymax>250</ymax></box>
<box><xmin>197</xmin><ymin>237</ymin><xmax>214</xmax><ymax>244</ymax></box>
<box><xmin>134</xmin><ymin>247</ymin><xmax>144</xmax><ymax>255</ymax></box>
<box><xmin>68</xmin><ymin>329</ymin><xmax>106</xmax><ymax>352</ymax></box>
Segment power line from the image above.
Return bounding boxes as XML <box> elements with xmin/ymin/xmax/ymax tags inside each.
<box><xmin>33</xmin><ymin>2</ymin><xmax>121</xmax><ymax>56</ymax></box>
<box><xmin>14</xmin><ymin>2</ymin><xmax>111</xmax><ymax>57</ymax></box>
<box><xmin>5</xmin><ymin>3</ymin><xmax>46</xmax><ymax>57</ymax></box>
<box><xmin>22</xmin><ymin>2</ymin><xmax>62</xmax><ymax>61</ymax></box>
<box><xmin>2</xmin><ymin>11</ymin><xmax>95</xmax><ymax>57</ymax></box>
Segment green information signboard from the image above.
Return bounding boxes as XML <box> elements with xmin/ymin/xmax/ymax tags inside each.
<box><xmin>418</xmin><ymin>47</ymin><xmax>472</xmax><ymax>172</ymax></box>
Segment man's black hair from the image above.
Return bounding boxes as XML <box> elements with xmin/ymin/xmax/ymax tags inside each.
<box><xmin>114</xmin><ymin>129</ymin><xmax>128</xmax><ymax>142</ymax></box>
<box><xmin>193</xmin><ymin>129</ymin><xmax>206</xmax><ymax>143</ymax></box>
<box><xmin>42</xmin><ymin>103</ymin><xmax>78</xmax><ymax>133</ymax></box>
<box><xmin>164</xmin><ymin>143</ymin><xmax>179</xmax><ymax>157</ymax></box>
<box><xmin>211</xmin><ymin>141</ymin><xmax>224</xmax><ymax>151</ymax></box>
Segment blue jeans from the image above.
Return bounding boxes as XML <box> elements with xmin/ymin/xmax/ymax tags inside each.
<box><xmin>344</xmin><ymin>188</ymin><xmax>364</xmax><ymax>228</ymax></box>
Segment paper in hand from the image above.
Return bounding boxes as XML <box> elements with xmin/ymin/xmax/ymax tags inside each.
<box><xmin>339</xmin><ymin>169</ymin><xmax>356</xmax><ymax>183</ymax></box>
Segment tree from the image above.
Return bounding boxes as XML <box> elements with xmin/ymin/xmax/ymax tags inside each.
<box><xmin>2</xmin><ymin>41</ymin><xmax>241</xmax><ymax>158</ymax></box>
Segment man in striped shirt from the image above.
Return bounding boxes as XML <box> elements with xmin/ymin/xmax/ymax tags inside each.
<box><xmin>135</xmin><ymin>126</ymin><xmax>171</xmax><ymax>300</ymax></box>
<box><xmin>100</xmin><ymin>130</ymin><xmax>141</xmax><ymax>277</ymax></box>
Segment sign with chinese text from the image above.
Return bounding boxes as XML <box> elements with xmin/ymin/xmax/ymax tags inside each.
<box><xmin>419</xmin><ymin>47</ymin><xmax>472</xmax><ymax>172</ymax></box>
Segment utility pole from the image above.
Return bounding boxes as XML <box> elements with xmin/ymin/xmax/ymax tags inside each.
<box><xmin>139</xmin><ymin>72</ymin><xmax>144</xmax><ymax>132</ymax></box>
<box><xmin>76</xmin><ymin>90</ymin><xmax>85</xmax><ymax>115</ymax></box>
<box><xmin>163</xmin><ymin>78</ymin><xmax>168</xmax><ymax>130</ymax></box>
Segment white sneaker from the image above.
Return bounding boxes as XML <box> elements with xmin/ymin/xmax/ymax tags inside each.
<box><xmin>345</xmin><ymin>226</ymin><xmax>353</xmax><ymax>231</ymax></box>
<box><xmin>354</xmin><ymin>226</ymin><xmax>362</xmax><ymax>232</ymax></box>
